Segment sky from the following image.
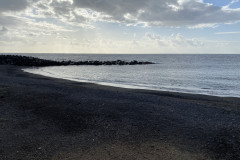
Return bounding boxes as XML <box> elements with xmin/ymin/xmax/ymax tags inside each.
<box><xmin>0</xmin><ymin>0</ymin><xmax>240</xmax><ymax>54</ymax></box>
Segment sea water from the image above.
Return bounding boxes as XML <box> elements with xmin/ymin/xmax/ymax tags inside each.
<box><xmin>22</xmin><ymin>54</ymin><xmax>240</xmax><ymax>97</ymax></box>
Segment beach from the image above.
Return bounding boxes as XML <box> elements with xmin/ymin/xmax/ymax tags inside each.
<box><xmin>1</xmin><ymin>65</ymin><xmax>240</xmax><ymax>160</ymax></box>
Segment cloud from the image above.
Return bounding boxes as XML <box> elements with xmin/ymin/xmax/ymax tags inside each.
<box><xmin>20</xmin><ymin>0</ymin><xmax>96</xmax><ymax>28</ymax></box>
<box><xmin>0</xmin><ymin>0</ymin><xmax>240</xmax><ymax>29</ymax></box>
<box><xmin>0</xmin><ymin>26</ymin><xmax>8</xmax><ymax>35</ymax></box>
<box><xmin>0</xmin><ymin>14</ymin><xmax>26</xmax><ymax>27</ymax></box>
<box><xmin>0</xmin><ymin>0</ymin><xmax>239</xmax><ymax>53</ymax></box>
<box><xmin>0</xmin><ymin>0</ymin><xmax>29</xmax><ymax>12</ymax></box>
<box><xmin>1</xmin><ymin>0</ymin><xmax>240</xmax><ymax>29</ymax></box>
<box><xmin>145</xmin><ymin>32</ymin><xmax>204</xmax><ymax>47</ymax></box>
<box><xmin>71</xmin><ymin>0</ymin><xmax>240</xmax><ymax>27</ymax></box>
<box><xmin>215</xmin><ymin>31</ymin><xmax>240</xmax><ymax>35</ymax></box>
<box><xmin>222</xmin><ymin>0</ymin><xmax>239</xmax><ymax>10</ymax></box>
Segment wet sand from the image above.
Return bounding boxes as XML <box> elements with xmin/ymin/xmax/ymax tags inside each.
<box><xmin>0</xmin><ymin>65</ymin><xmax>240</xmax><ymax>160</ymax></box>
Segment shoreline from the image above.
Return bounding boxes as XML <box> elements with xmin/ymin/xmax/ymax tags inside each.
<box><xmin>23</xmin><ymin>66</ymin><xmax>240</xmax><ymax>99</ymax></box>
<box><xmin>1</xmin><ymin>65</ymin><xmax>240</xmax><ymax>160</ymax></box>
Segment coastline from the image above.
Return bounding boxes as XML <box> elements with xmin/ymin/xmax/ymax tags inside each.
<box><xmin>1</xmin><ymin>65</ymin><xmax>240</xmax><ymax>159</ymax></box>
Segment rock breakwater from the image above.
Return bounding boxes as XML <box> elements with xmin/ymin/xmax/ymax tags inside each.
<box><xmin>0</xmin><ymin>55</ymin><xmax>154</xmax><ymax>67</ymax></box>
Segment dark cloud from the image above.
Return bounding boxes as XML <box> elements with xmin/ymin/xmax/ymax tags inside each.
<box><xmin>72</xmin><ymin>0</ymin><xmax>240</xmax><ymax>26</ymax></box>
<box><xmin>50</xmin><ymin>1</ymin><xmax>73</xmax><ymax>17</ymax></box>
<box><xmin>1</xmin><ymin>0</ymin><xmax>240</xmax><ymax>28</ymax></box>
<box><xmin>73</xmin><ymin>0</ymin><xmax>148</xmax><ymax>21</ymax></box>
<box><xmin>1</xmin><ymin>26</ymin><xmax>8</xmax><ymax>31</ymax></box>
<box><xmin>0</xmin><ymin>26</ymin><xmax>7</xmax><ymax>31</ymax></box>
<box><xmin>0</xmin><ymin>0</ymin><xmax>29</xmax><ymax>12</ymax></box>
<box><xmin>0</xmin><ymin>26</ymin><xmax>8</xmax><ymax>35</ymax></box>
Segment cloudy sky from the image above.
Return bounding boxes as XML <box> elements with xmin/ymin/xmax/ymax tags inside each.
<box><xmin>0</xmin><ymin>0</ymin><xmax>240</xmax><ymax>54</ymax></box>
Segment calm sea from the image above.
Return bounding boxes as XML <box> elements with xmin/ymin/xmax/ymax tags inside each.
<box><xmin>21</xmin><ymin>54</ymin><xmax>240</xmax><ymax>97</ymax></box>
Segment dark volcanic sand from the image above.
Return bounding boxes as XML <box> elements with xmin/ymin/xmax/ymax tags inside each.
<box><xmin>0</xmin><ymin>65</ymin><xmax>240</xmax><ymax>160</ymax></box>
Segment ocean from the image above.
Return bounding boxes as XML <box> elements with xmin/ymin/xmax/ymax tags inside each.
<box><xmin>21</xmin><ymin>54</ymin><xmax>240</xmax><ymax>97</ymax></box>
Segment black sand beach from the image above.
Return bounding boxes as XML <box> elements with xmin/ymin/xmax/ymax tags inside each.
<box><xmin>1</xmin><ymin>65</ymin><xmax>240</xmax><ymax>160</ymax></box>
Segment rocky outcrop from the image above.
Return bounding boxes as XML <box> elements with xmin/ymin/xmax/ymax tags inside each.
<box><xmin>0</xmin><ymin>55</ymin><xmax>154</xmax><ymax>67</ymax></box>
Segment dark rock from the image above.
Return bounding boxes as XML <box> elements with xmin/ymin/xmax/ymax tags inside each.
<box><xmin>0</xmin><ymin>55</ymin><xmax>155</xmax><ymax>67</ymax></box>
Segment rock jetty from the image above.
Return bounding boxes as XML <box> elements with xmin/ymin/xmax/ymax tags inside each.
<box><xmin>0</xmin><ymin>55</ymin><xmax>154</xmax><ymax>67</ymax></box>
